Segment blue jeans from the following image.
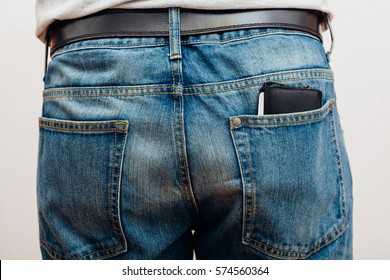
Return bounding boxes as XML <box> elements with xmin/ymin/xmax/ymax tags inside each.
<box><xmin>37</xmin><ymin>8</ymin><xmax>353</xmax><ymax>260</ymax></box>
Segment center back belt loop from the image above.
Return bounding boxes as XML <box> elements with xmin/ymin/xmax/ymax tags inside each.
<box><xmin>169</xmin><ymin>7</ymin><xmax>182</xmax><ymax>60</ymax></box>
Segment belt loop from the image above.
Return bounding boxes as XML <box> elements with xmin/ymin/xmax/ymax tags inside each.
<box><xmin>43</xmin><ymin>32</ymin><xmax>49</xmax><ymax>82</ymax></box>
<box><xmin>324</xmin><ymin>13</ymin><xmax>334</xmax><ymax>62</ymax></box>
<box><xmin>169</xmin><ymin>7</ymin><xmax>182</xmax><ymax>60</ymax></box>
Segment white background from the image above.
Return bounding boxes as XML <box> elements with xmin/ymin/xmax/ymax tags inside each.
<box><xmin>0</xmin><ymin>0</ymin><xmax>389</xmax><ymax>260</ymax></box>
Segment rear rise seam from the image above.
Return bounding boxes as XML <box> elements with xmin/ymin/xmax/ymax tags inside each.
<box><xmin>169</xmin><ymin>8</ymin><xmax>199</xmax><ymax>226</ymax></box>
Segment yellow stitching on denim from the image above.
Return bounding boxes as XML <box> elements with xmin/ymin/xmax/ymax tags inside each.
<box><xmin>184</xmin><ymin>77</ymin><xmax>334</xmax><ymax>96</ymax></box>
<box><xmin>242</xmin><ymin>127</ymin><xmax>257</xmax><ymax>239</ymax></box>
<box><xmin>39</xmin><ymin>123</ymin><xmax>127</xmax><ymax>132</ymax></box>
<box><xmin>107</xmin><ymin>130</ymin><xmax>128</xmax><ymax>246</ymax></box>
<box><xmin>42</xmin><ymin>71</ymin><xmax>332</xmax><ymax>99</ymax></box>
<box><xmin>183</xmin><ymin>69</ymin><xmax>333</xmax><ymax>91</ymax></box>
<box><xmin>39</xmin><ymin>219</ymin><xmax>69</xmax><ymax>258</ymax></box>
<box><xmin>39</xmin><ymin>118</ymin><xmax>127</xmax><ymax>126</ymax></box>
<box><xmin>90</xmin><ymin>247</ymin><xmax>126</xmax><ymax>260</ymax></box>
<box><xmin>42</xmin><ymin>239</ymin><xmax>125</xmax><ymax>260</ymax></box>
<box><xmin>192</xmin><ymin>71</ymin><xmax>333</xmax><ymax>91</ymax></box>
<box><xmin>39</xmin><ymin>134</ymin><xmax>127</xmax><ymax>260</ymax></box>
<box><xmin>189</xmin><ymin>68</ymin><xmax>333</xmax><ymax>89</ymax></box>
<box><xmin>113</xmin><ymin>121</ymin><xmax>128</xmax><ymax>126</ymax></box>
<box><xmin>181</xmin><ymin>29</ymin><xmax>320</xmax><ymax>45</ymax></box>
<box><xmin>184</xmin><ymin>77</ymin><xmax>333</xmax><ymax>97</ymax></box>
<box><xmin>42</xmin><ymin>69</ymin><xmax>332</xmax><ymax>95</ymax></box>
<box><xmin>39</xmin><ymin>120</ymin><xmax>128</xmax><ymax>128</ymax></box>
<box><xmin>231</xmin><ymin>129</ymin><xmax>250</xmax><ymax>239</ymax></box>
<box><xmin>52</xmin><ymin>41</ymin><xmax>168</xmax><ymax>57</ymax></box>
<box><xmin>239</xmin><ymin>101</ymin><xmax>335</xmax><ymax>126</ymax></box>
<box><xmin>52</xmin><ymin>29</ymin><xmax>315</xmax><ymax>58</ymax></box>
<box><xmin>248</xmin><ymin>222</ymin><xmax>347</xmax><ymax>258</ymax></box>
<box><xmin>40</xmin><ymin>240</ymin><xmax>66</xmax><ymax>259</ymax></box>
<box><xmin>237</xmin><ymin>99</ymin><xmax>334</xmax><ymax>121</ymax></box>
<box><xmin>70</xmin><ymin>239</ymin><xmax>126</xmax><ymax>259</ymax></box>
<box><xmin>110</xmin><ymin>132</ymin><xmax>118</xmax><ymax>224</ymax></box>
<box><xmin>248</xmin><ymin>110</ymin><xmax>330</xmax><ymax>127</ymax></box>
<box><xmin>108</xmin><ymin>131</ymin><xmax>116</xmax><ymax>236</ymax></box>
<box><xmin>42</xmin><ymin>247</ymin><xmax>62</xmax><ymax>260</ymax></box>
<box><xmin>115</xmin><ymin>131</ymin><xmax>128</xmax><ymax>246</ymax></box>
<box><xmin>189</xmin><ymin>83</ymin><xmax>258</xmax><ymax>97</ymax></box>
<box><xmin>43</xmin><ymin>92</ymin><xmax>179</xmax><ymax>100</ymax></box>
<box><xmin>43</xmin><ymin>84</ymin><xmax>174</xmax><ymax>93</ymax></box>
<box><xmin>90</xmin><ymin>249</ymin><xmax>125</xmax><ymax>260</ymax></box>
<box><xmin>74</xmin><ymin>245</ymin><xmax>125</xmax><ymax>260</ymax></box>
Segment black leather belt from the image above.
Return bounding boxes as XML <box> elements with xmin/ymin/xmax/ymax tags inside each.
<box><xmin>48</xmin><ymin>8</ymin><xmax>325</xmax><ymax>55</ymax></box>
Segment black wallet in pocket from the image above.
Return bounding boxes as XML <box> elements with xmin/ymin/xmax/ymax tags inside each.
<box><xmin>261</xmin><ymin>83</ymin><xmax>322</xmax><ymax>115</ymax></box>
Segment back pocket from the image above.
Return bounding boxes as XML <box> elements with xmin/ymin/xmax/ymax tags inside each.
<box><xmin>37</xmin><ymin>117</ymin><xmax>128</xmax><ymax>260</ymax></box>
<box><xmin>230</xmin><ymin>99</ymin><xmax>347</xmax><ymax>259</ymax></box>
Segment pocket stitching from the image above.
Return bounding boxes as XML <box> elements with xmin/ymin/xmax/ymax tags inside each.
<box><xmin>244</xmin><ymin>222</ymin><xmax>348</xmax><ymax>259</ymax></box>
<box><xmin>40</xmin><ymin>238</ymin><xmax>127</xmax><ymax>260</ymax></box>
<box><xmin>241</xmin><ymin>126</ymin><xmax>257</xmax><ymax>241</ymax></box>
<box><xmin>38</xmin><ymin>117</ymin><xmax>129</xmax><ymax>260</ymax></box>
<box><xmin>39</xmin><ymin>117</ymin><xmax>128</xmax><ymax>132</ymax></box>
<box><xmin>109</xmin><ymin>131</ymin><xmax>128</xmax><ymax>249</ymax></box>
<box><xmin>230</xmin><ymin>99</ymin><xmax>347</xmax><ymax>259</ymax></box>
<box><xmin>230</xmin><ymin>99</ymin><xmax>335</xmax><ymax>128</ymax></box>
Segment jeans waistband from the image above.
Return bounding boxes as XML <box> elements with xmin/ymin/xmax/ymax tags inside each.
<box><xmin>47</xmin><ymin>8</ymin><xmax>326</xmax><ymax>56</ymax></box>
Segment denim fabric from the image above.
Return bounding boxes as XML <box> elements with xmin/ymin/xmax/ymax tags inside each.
<box><xmin>37</xmin><ymin>8</ymin><xmax>353</xmax><ymax>260</ymax></box>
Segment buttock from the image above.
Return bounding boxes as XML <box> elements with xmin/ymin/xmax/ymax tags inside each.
<box><xmin>37</xmin><ymin>27</ymin><xmax>352</xmax><ymax>260</ymax></box>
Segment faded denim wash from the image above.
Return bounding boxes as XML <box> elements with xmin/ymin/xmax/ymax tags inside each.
<box><xmin>37</xmin><ymin>8</ymin><xmax>353</xmax><ymax>260</ymax></box>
